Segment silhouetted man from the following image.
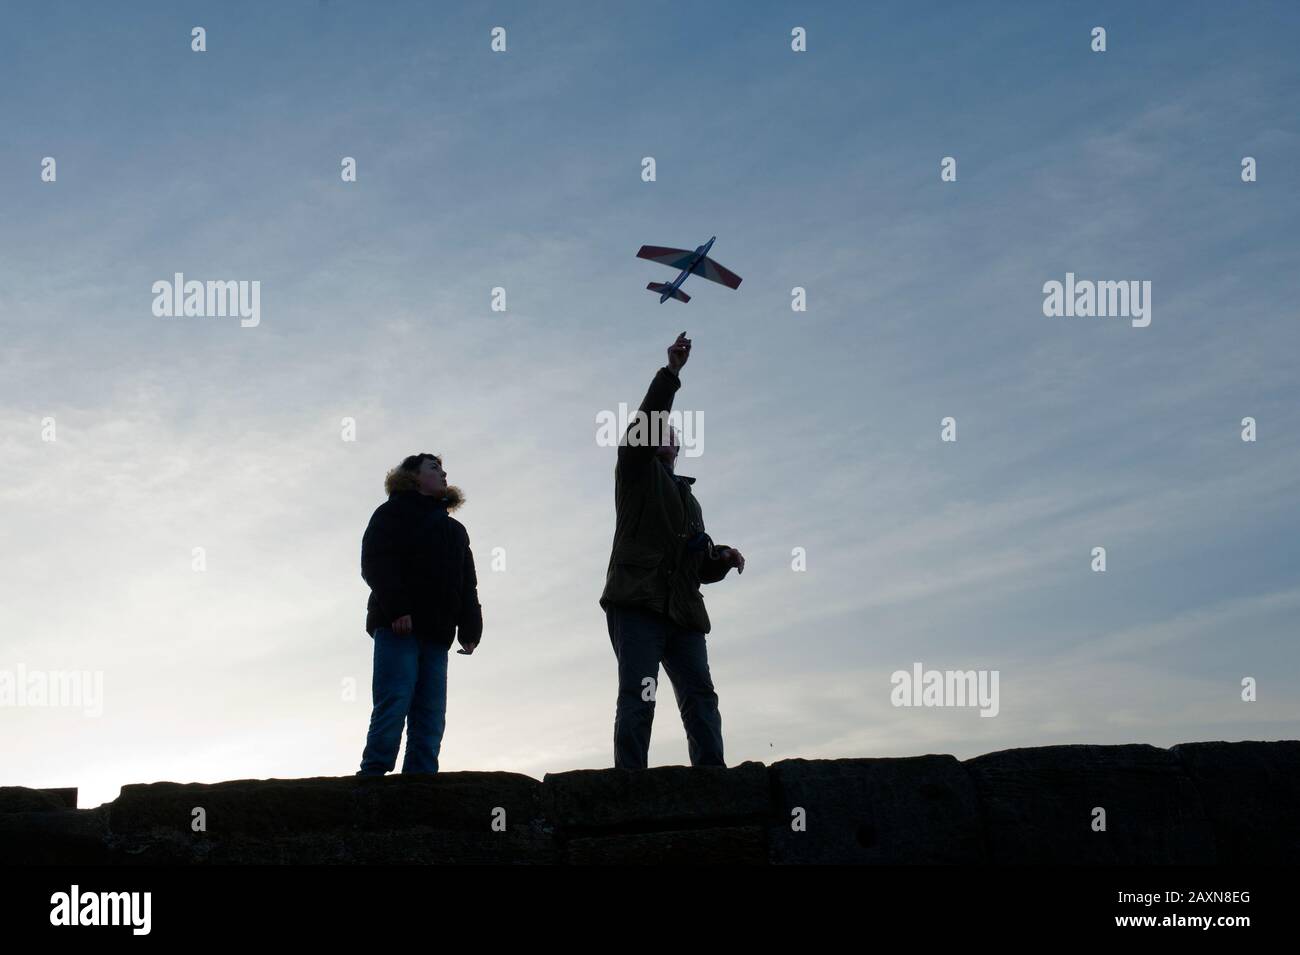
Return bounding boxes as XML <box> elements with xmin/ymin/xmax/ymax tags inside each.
<box><xmin>357</xmin><ymin>453</ymin><xmax>481</xmax><ymax>775</ymax></box>
<box><xmin>599</xmin><ymin>333</ymin><xmax>746</xmax><ymax>768</ymax></box>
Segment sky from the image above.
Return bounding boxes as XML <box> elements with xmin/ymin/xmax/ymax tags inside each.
<box><xmin>1</xmin><ymin>1</ymin><xmax>1297</xmax><ymax>809</ymax></box>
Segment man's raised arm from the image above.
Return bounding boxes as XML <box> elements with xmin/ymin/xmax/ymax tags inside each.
<box><xmin>618</xmin><ymin>332</ymin><xmax>691</xmax><ymax>471</ymax></box>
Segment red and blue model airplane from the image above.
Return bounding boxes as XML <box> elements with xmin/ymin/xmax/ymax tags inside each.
<box><xmin>637</xmin><ymin>235</ymin><xmax>743</xmax><ymax>304</ymax></box>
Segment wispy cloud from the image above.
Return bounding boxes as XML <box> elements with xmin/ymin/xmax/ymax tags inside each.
<box><xmin>2</xmin><ymin>1</ymin><xmax>1297</xmax><ymax>808</ymax></box>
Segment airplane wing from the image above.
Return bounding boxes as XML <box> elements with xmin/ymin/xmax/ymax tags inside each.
<box><xmin>636</xmin><ymin>245</ymin><xmax>696</xmax><ymax>271</ymax></box>
<box><xmin>691</xmin><ymin>255</ymin><xmax>743</xmax><ymax>290</ymax></box>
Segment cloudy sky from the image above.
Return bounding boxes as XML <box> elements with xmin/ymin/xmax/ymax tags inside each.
<box><xmin>2</xmin><ymin>1</ymin><xmax>1297</xmax><ymax>809</ymax></box>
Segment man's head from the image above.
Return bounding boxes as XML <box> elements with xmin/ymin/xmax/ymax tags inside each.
<box><xmin>654</xmin><ymin>426</ymin><xmax>680</xmax><ymax>472</ymax></box>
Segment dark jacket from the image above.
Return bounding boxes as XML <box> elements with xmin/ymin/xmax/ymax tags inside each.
<box><xmin>361</xmin><ymin>472</ymin><xmax>483</xmax><ymax>648</ymax></box>
<box><xmin>599</xmin><ymin>366</ymin><xmax>733</xmax><ymax>633</ymax></box>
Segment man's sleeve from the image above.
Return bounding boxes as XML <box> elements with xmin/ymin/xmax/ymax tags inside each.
<box><xmin>699</xmin><ymin>543</ymin><xmax>735</xmax><ymax>585</ymax></box>
<box><xmin>457</xmin><ymin>536</ymin><xmax>484</xmax><ymax>646</ymax></box>
<box><xmin>360</xmin><ymin>505</ymin><xmax>413</xmax><ymax>622</ymax></box>
<box><xmin>617</xmin><ymin>366</ymin><xmax>681</xmax><ymax>477</ymax></box>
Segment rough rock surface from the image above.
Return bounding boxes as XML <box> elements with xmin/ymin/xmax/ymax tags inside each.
<box><xmin>4</xmin><ymin>741</ymin><xmax>1294</xmax><ymax>864</ymax></box>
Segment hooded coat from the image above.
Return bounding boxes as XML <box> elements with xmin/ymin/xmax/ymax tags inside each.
<box><xmin>598</xmin><ymin>366</ymin><xmax>734</xmax><ymax>633</ymax></box>
<box><xmin>360</xmin><ymin>468</ymin><xmax>483</xmax><ymax>647</ymax></box>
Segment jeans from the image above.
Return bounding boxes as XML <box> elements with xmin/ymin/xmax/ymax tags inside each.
<box><xmin>358</xmin><ymin>626</ymin><xmax>449</xmax><ymax>775</ymax></box>
<box><xmin>606</xmin><ymin>605</ymin><xmax>725</xmax><ymax>769</ymax></box>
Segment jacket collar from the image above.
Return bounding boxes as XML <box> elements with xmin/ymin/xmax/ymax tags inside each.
<box><xmin>392</xmin><ymin>489</ymin><xmax>451</xmax><ymax>510</ymax></box>
<box><xmin>656</xmin><ymin>458</ymin><xmax>696</xmax><ymax>485</ymax></box>
<box><xmin>384</xmin><ymin>467</ymin><xmax>465</xmax><ymax>510</ymax></box>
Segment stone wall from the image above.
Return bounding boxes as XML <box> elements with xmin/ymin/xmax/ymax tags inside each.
<box><xmin>2</xmin><ymin>741</ymin><xmax>1295</xmax><ymax>864</ymax></box>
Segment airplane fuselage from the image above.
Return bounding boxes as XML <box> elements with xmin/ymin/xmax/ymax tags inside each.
<box><xmin>660</xmin><ymin>235</ymin><xmax>716</xmax><ymax>302</ymax></box>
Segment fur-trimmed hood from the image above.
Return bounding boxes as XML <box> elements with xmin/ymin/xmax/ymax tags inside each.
<box><xmin>384</xmin><ymin>466</ymin><xmax>465</xmax><ymax>511</ymax></box>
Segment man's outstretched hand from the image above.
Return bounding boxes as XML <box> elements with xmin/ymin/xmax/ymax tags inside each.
<box><xmin>666</xmin><ymin>332</ymin><xmax>691</xmax><ymax>375</ymax></box>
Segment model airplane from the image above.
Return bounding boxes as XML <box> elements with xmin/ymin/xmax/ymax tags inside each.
<box><xmin>636</xmin><ymin>235</ymin><xmax>742</xmax><ymax>303</ymax></box>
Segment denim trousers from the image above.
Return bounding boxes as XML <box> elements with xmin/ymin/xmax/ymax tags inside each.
<box><xmin>606</xmin><ymin>605</ymin><xmax>725</xmax><ymax>769</ymax></box>
<box><xmin>358</xmin><ymin>626</ymin><xmax>449</xmax><ymax>775</ymax></box>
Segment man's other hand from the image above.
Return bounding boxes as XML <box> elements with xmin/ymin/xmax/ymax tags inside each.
<box><xmin>391</xmin><ymin>614</ymin><xmax>413</xmax><ymax>635</ymax></box>
<box><xmin>718</xmin><ymin>547</ymin><xmax>745</xmax><ymax>574</ymax></box>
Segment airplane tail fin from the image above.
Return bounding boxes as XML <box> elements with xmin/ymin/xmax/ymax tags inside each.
<box><xmin>647</xmin><ymin>282</ymin><xmax>690</xmax><ymax>304</ymax></box>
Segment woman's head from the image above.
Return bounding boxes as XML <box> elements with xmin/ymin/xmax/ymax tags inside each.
<box><xmin>385</xmin><ymin>453</ymin><xmax>464</xmax><ymax>509</ymax></box>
